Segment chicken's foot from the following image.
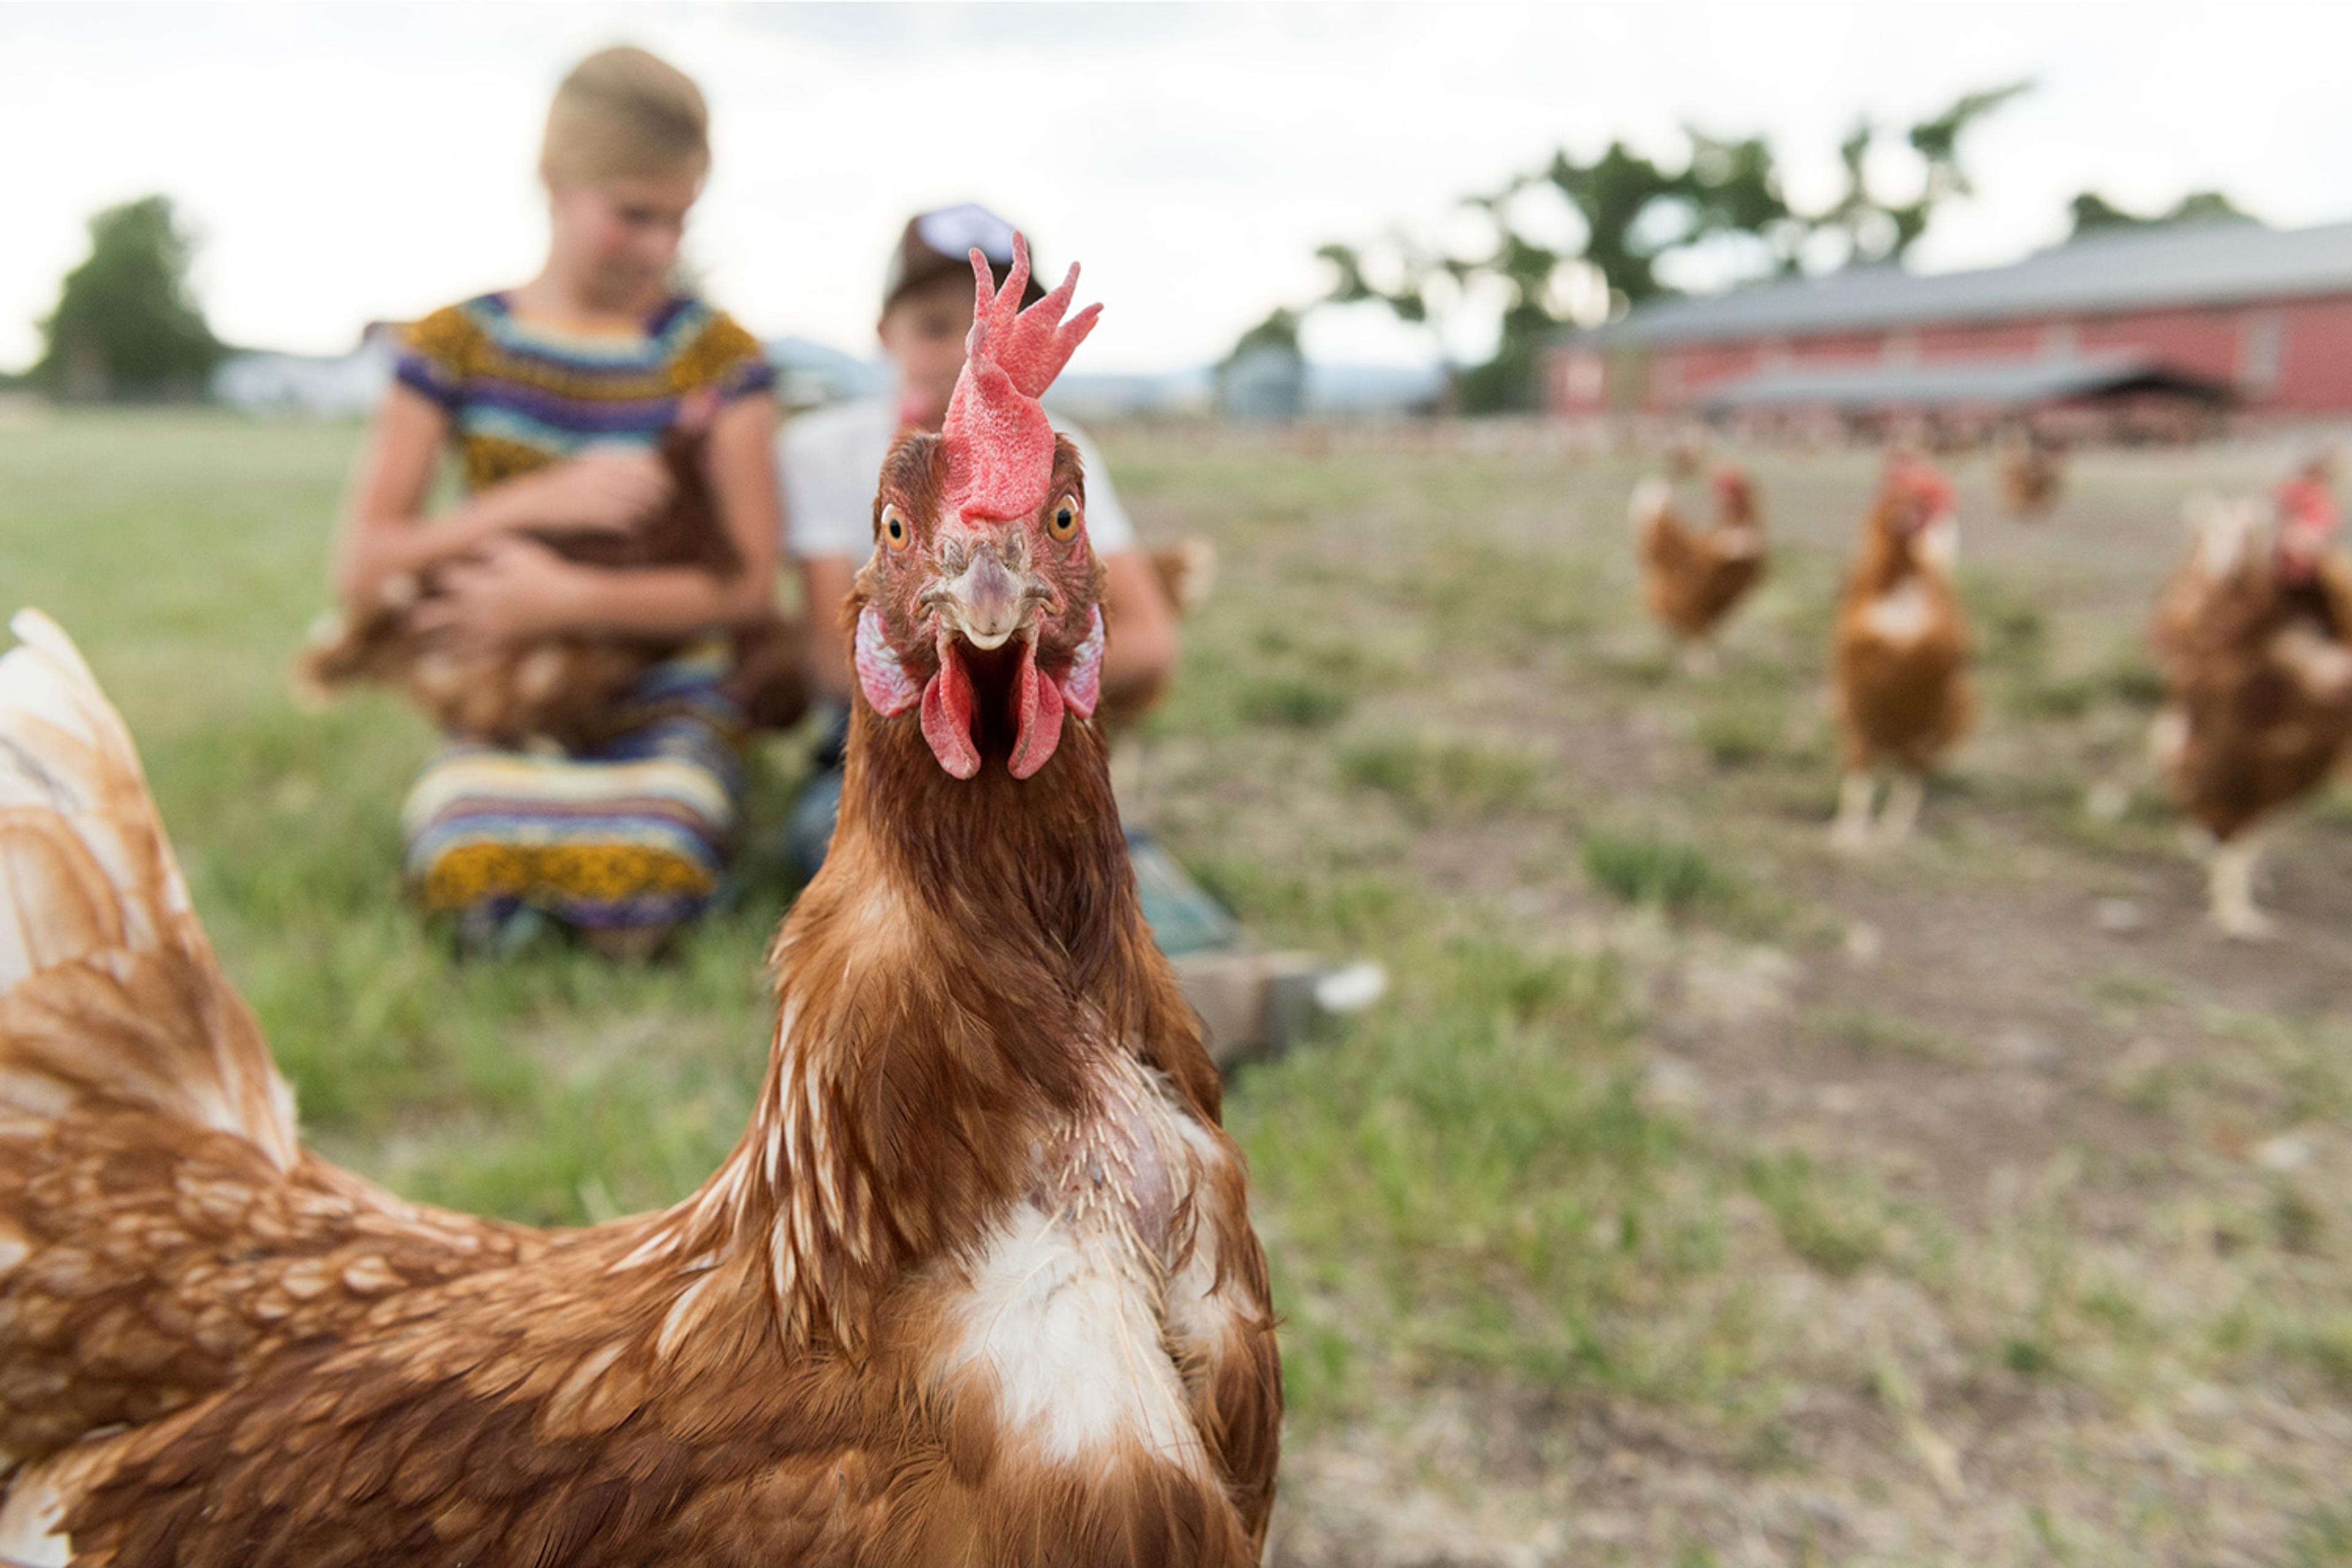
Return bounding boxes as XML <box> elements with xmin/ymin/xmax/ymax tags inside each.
<box><xmin>1877</xmin><ymin>774</ymin><xmax>1926</xmax><ymax>846</ymax></box>
<box><xmin>1831</xmin><ymin>771</ymin><xmax>1878</xmax><ymax>853</ymax></box>
<box><xmin>2208</xmin><ymin>832</ymin><xmax>2274</xmax><ymax>940</ymax></box>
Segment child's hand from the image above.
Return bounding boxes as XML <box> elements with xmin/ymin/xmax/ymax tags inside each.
<box><xmin>412</xmin><ymin>538</ymin><xmax>588</xmax><ymax>652</ymax></box>
<box><xmin>516</xmin><ymin>447</ymin><xmax>674</xmax><ymax>533</ymax></box>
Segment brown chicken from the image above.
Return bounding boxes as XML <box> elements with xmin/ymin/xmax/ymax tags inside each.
<box><xmin>0</xmin><ymin>243</ymin><xmax>1278</xmax><ymax>1566</ymax></box>
<box><xmin>2149</xmin><ymin>480</ymin><xmax>2352</xmax><ymax>936</ymax></box>
<box><xmin>1831</xmin><ymin>457</ymin><xmax>1975</xmax><ymax>849</ymax></box>
<box><xmin>1634</xmin><ymin>465</ymin><xmax>1767</xmax><ymax>674</ymax></box>
<box><xmin>295</xmin><ymin>425</ymin><xmax>801</xmax><ymax>745</ymax></box>
<box><xmin>1995</xmin><ymin>428</ymin><xmax>2063</xmax><ymax>519</ymax></box>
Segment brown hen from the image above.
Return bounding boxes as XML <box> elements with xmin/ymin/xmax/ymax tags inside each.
<box><xmin>2150</xmin><ymin>484</ymin><xmax>2352</xmax><ymax>936</ymax></box>
<box><xmin>1831</xmin><ymin>458</ymin><xmax>1975</xmax><ymax>850</ymax></box>
<box><xmin>1635</xmin><ymin>466</ymin><xmax>1766</xmax><ymax>676</ymax></box>
<box><xmin>0</xmin><ymin>243</ymin><xmax>1278</xmax><ymax>1566</ymax></box>
<box><xmin>1995</xmin><ymin>428</ymin><xmax>2064</xmax><ymax>519</ymax></box>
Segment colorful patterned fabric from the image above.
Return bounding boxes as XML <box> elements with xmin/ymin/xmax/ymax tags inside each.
<box><xmin>403</xmin><ymin>652</ymin><xmax>747</xmax><ymax>930</ymax></box>
<box><xmin>388</xmin><ymin>290</ymin><xmax>769</xmax><ymax>933</ymax></box>
<box><xmin>395</xmin><ymin>293</ymin><xmax>774</xmax><ymax>492</ymax></box>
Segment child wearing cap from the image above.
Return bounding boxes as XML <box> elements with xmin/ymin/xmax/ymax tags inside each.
<box><xmin>330</xmin><ymin>46</ymin><xmax>780</xmax><ymax>957</ymax></box>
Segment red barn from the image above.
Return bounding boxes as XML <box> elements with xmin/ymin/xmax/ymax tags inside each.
<box><xmin>1549</xmin><ymin>219</ymin><xmax>2352</xmax><ymax>429</ymax></box>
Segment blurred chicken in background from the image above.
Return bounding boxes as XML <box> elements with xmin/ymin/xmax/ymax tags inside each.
<box><xmin>1831</xmin><ymin>457</ymin><xmax>1975</xmax><ymax>850</ymax></box>
<box><xmin>1996</xmin><ymin>426</ymin><xmax>2065</xmax><ymax>519</ymax></box>
<box><xmin>2149</xmin><ymin>464</ymin><xmax>2352</xmax><ymax>937</ymax></box>
<box><xmin>1634</xmin><ymin>465</ymin><xmax>1766</xmax><ymax>676</ymax></box>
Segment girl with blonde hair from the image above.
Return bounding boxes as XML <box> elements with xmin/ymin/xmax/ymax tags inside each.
<box><xmin>330</xmin><ymin>45</ymin><xmax>780</xmax><ymax>956</ymax></box>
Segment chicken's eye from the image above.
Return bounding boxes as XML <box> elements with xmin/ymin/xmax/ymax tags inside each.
<box><xmin>1048</xmin><ymin>494</ymin><xmax>1080</xmax><ymax>542</ymax></box>
<box><xmin>881</xmin><ymin>503</ymin><xmax>910</xmax><ymax>552</ymax></box>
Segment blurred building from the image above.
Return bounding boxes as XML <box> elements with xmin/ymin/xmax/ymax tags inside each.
<box><xmin>1216</xmin><ymin>342</ymin><xmax>1306</xmax><ymax>424</ymax></box>
<box><xmin>210</xmin><ymin>325</ymin><xmax>396</xmax><ymax>417</ymax></box>
<box><xmin>1550</xmin><ymin>219</ymin><xmax>2352</xmax><ymax>427</ymax></box>
<box><xmin>1050</xmin><ymin>368</ymin><xmax>1214</xmax><ymax>421</ymax></box>
<box><xmin>1301</xmin><ymin>361</ymin><xmax>1446</xmax><ymax>417</ymax></box>
<box><xmin>763</xmin><ymin>336</ymin><xmax>891</xmax><ymax>411</ymax></box>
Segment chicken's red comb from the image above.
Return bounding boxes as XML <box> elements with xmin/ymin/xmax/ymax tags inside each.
<box><xmin>1711</xmin><ymin>464</ymin><xmax>1749</xmax><ymax>495</ymax></box>
<box><xmin>1888</xmin><ymin>454</ymin><xmax>1955</xmax><ymax>516</ymax></box>
<box><xmin>939</xmin><ymin>233</ymin><xmax>1102</xmax><ymax>522</ymax></box>
<box><xmin>2277</xmin><ymin>475</ymin><xmax>2340</xmax><ymax>535</ymax></box>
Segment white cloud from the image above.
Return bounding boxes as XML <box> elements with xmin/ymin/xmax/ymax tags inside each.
<box><xmin>2</xmin><ymin>1</ymin><xmax>2345</xmax><ymax>374</ymax></box>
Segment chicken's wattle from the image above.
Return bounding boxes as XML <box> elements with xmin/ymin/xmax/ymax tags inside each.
<box><xmin>919</xmin><ymin>633</ymin><xmax>980</xmax><ymax>778</ymax></box>
<box><xmin>1008</xmin><ymin>637</ymin><xmax>1065</xmax><ymax>780</ymax></box>
<box><xmin>861</xmin><ymin>604</ymin><xmax>1104</xmax><ymax>781</ymax></box>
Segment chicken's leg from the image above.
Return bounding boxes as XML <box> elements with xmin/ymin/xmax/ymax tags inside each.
<box><xmin>1877</xmin><ymin>772</ymin><xmax>1926</xmax><ymax>846</ymax></box>
<box><xmin>1831</xmin><ymin>771</ymin><xmax>1878</xmax><ymax>853</ymax></box>
<box><xmin>2208</xmin><ymin>831</ymin><xmax>2274</xmax><ymax>940</ymax></box>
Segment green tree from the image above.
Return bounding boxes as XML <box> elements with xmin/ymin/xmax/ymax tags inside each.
<box><xmin>1313</xmin><ymin>134</ymin><xmax>1788</xmax><ymax>412</ymax></box>
<box><xmin>1803</xmin><ymin>81</ymin><xmax>2031</xmax><ymax>267</ymax></box>
<box><xmin>34</xmin><ymin>195</ymin><xmax>226</xmax><ymax>401</ymax></box>
<box><xmin>2067</xmin><ymin>188</ymin><xmax>2254</xmax><ymax>240</ymax></box>
<box><xmin>1311</xmin><ymin>82</ymin><xmax>2029</xmax><ymax>412</ymax></box>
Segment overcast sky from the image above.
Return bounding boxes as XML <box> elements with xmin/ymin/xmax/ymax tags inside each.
<box><xmin>4</xmin><ymin>1</ymin><xmax>2347</xmax><ymax>374</ymax></box>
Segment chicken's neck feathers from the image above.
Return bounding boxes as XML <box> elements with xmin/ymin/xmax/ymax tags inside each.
<box><xmin>1854</xmin><ymin>510</ymin><xmax>1932</xmax><ymax>598</ymax></box>
<box><xmin>645</xmin><ymin>692</ymin><xmax>1200</xmax><ymax>1353</ymax></box>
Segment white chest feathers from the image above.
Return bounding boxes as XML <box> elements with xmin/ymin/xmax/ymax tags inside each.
<box><xmin>1862</xmin><ymin>578</ymin><xmax>1938</xmax><ymax>646</ymax></box>
<box><xmin>2272</xmin><ymin>622</ymin><xmax>2352</xmax><ymax>696</ymax></box>
<box><xmin>1713</xmin><ymin>524</ymin><xmax>1763</xmax><ymax>561</ymax></box>
<box><xmin>931</xmin><ymin>1067</ymin><xmax>1243</xmax><ymax>1477</ymax></box>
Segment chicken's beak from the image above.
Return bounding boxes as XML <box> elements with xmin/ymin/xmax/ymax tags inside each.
<box><xmin>921</xmin><ymin>538</ymin><xmax>1053</xmax><ymax>652</ymax></box>
<box><xmin>915</xmin><ymin>529</ymin><xmax>1066</xmax><ymax>780</ymax></box>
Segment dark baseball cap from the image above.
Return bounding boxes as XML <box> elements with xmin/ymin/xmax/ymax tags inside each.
<box><xmin>883</xmin><ymin>203</ymin><xmax>1049</xmax><ymax>314</ymax></box>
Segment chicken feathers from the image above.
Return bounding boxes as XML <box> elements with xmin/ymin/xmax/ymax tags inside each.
<box><xmin>1830</xmin><ymin>461</ymin><xmax>1974</xmax><ymax>848</ymax></box>
<box><xmin>0</xmin><ymin>587</ymin><xmax>1273</xmax><ymax>1565</ymax></box>
<box><xmin>1635</xmin><ymin>467</ymin><xmax>1766</xmax><ymax>670</ymax></box>
<box><xmin>294</xmin><ymin>429</ymin><xmax>802</xmax><ymax>746</ymax></box>
<box><xmin>1</xmin><ymin>246</ymin><xmax>1273</xmax><ymax>1567</ymax></box>
<box><xmin>2150</xmin><ymin>493</ymin><xmax>2352</xmax><ymax>935</ymax></box>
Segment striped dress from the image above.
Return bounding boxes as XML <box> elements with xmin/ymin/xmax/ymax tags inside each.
<box><xmin>391</xmin><ymin>293</ymin><xmax>774</xmax><ymax>933</ymax></box>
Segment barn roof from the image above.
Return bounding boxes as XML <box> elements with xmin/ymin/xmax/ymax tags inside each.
<box><xmin>1582</xmin><ymin>219</ymin><xmax>2352</xmax><ymax>347</ymax></box>
<box><xmin>1693</xmin><ymin>352</ymin><xmax>2237</xmax><ymax>415</ymax></box>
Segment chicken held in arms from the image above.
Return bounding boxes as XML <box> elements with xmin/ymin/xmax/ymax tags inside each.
<box><xmin>1634</xmin><ymin>464</ymin><xmax>1767</xmax><ymax>675</ymax></box>
<box><xmin>295</xmin><ymin>420</ymin><xmax>802</xmax><ymax>745</ymax></box>
<box><xmin>1831</xmin><ymin>457</ymin><xmax>1975</xmax><ymax>850</ymax></box>
<box><xmin>2149</xmin><ymin>478</ymin><xmax>2352</xmax><ymax>937</ymax></box>
<box><xmin>0</xmin><ymin>239</ymin><xmax>1278</xmax><ymax>1567</ymax></box>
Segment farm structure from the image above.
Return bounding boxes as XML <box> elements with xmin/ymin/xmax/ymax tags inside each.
<box><xmin>1550</xmin><ymin>219</ymin><xmax>2352</xmax><ymax>432</ymax></box>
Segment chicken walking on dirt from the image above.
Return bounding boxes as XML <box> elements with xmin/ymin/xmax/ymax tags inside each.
<box><xmin>1830</xmin><ymin>457</ymin><xmax>1975</xmax><ymax>850</ymax></box>
<box><xmin>2149</xmin><ymin>476</ymin><xmax>2352</xmax><ymax>937</ymax></box>
<box><xmin>1995</xmin><ymin>428</ymin><xmax>2063</xmax><ymax>519</ymax></box>
<box><xmin>0</xmin><ymin>240</ymin><xmax>1280</xmax><ymax>1566</ymax></box>
<box><xmin>1633</xmin><ymin>465</ymin><xmax>1766</xmax><ymax>676</ymax></box>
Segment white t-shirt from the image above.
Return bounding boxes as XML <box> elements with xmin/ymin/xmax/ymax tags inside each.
<box><xmin>780</xmin><ymin>395</ymin><xmax>1139</xmax><ymax>562</ymax></box>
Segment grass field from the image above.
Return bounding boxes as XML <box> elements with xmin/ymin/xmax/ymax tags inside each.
<box><xmin>3</xmin><ymin>409</ymin><xmax>2350</xmax><ymax>1565</ymax></box>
